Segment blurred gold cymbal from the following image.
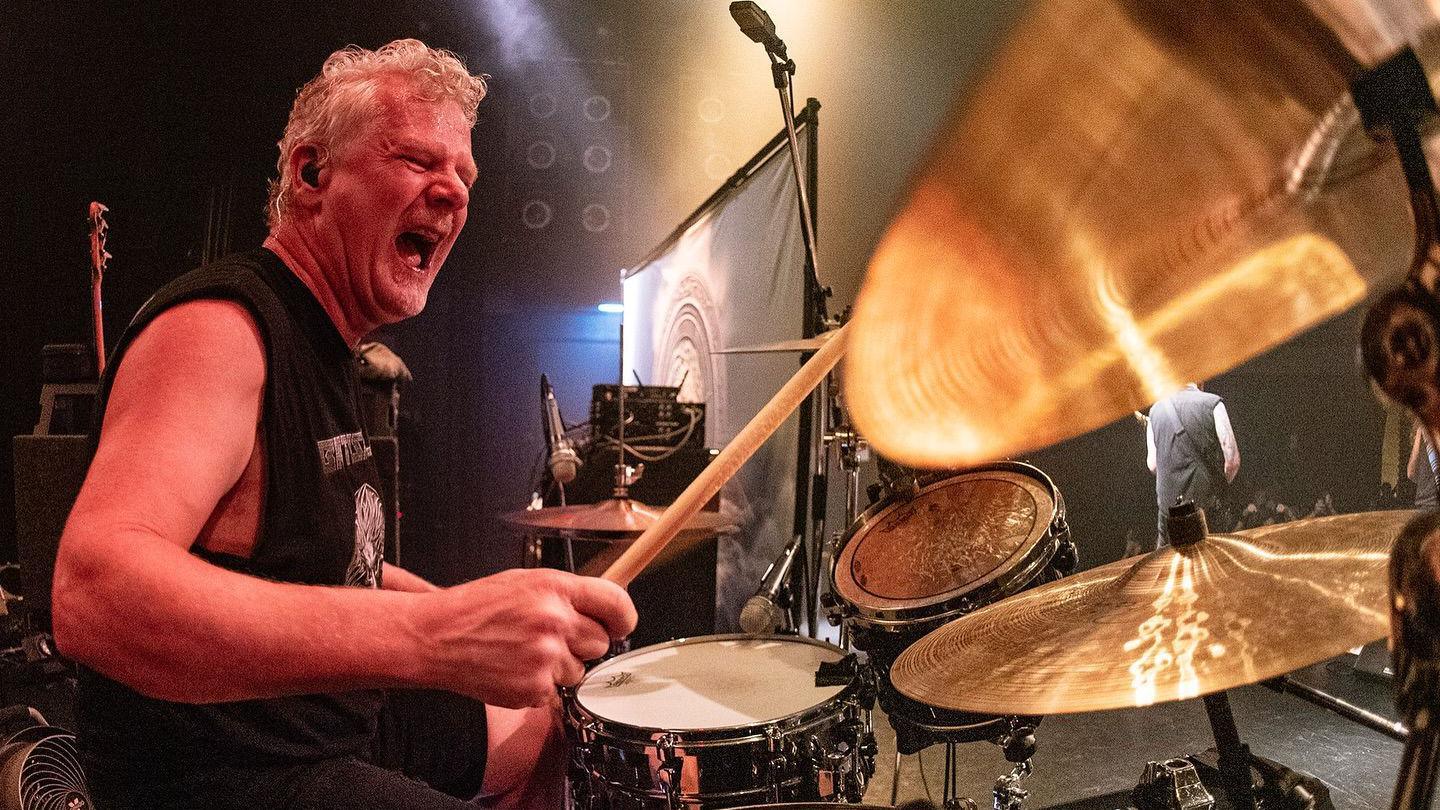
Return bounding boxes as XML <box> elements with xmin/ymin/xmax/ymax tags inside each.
<box><xmin>890</xmin><ymin>510</ymin><xmax>1414</xmax><ymax>716</ymax></box>
<box><xmin>845</xmin><ymin>0</ymin><xmax>1438</xmax><ymax>467</ymax></box>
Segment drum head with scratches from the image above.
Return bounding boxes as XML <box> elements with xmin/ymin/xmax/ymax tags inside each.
<box><xmin>576</xmin><ymin>636</ymin><xmax>847</xmax><ymax>731</ymax></box>
<box><xmin>835</xmin><ymin>467</ymin><xmax>1055</xmax><ymax>612</ymax></box>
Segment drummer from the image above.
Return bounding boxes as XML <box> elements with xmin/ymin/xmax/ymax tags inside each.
<box><xmin>51</xmin><ymin>39</ymin><xmax>636</xmax><ymax>809</ymax></box>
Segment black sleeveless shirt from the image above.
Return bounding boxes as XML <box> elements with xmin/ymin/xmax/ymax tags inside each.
<box><xmin>77</xmin><ymin>249</ymin><xmax>388</xmax><ymax>785</ymax></box>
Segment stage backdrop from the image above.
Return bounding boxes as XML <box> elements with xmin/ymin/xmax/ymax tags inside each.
<box><xmin>623</xmin><ymin>123</ymin><xmax>812</xmax><ymax>631</ymax></box>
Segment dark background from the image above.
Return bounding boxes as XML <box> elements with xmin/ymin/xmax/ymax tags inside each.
<box><xmin>1</xmin><ymin>1</ymin><xmax>1394</xmax><ymax>596</ymax></box>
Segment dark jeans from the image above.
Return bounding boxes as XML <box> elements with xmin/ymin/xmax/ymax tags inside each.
<box><xmin>87</xmin><ymin>690</ymin><xmax>489</xmax><ymax>809</ymax></box>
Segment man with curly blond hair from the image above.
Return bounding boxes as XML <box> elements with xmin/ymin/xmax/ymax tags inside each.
<box><xmin>53</xmin><ymin>39</ymin><xmax>634</xmax><ymax>809</ymax></box>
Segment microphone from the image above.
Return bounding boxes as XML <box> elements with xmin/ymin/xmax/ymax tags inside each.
<box><xmin>541</xmin><ymin>374</ymin><xmax>580</xmax><ymax>485</ymax></box>
<box><xmin>729</xmin><ymin>1</ymin><xmax>788</xmax><ymax>59</ymax></box>
<box><xmin>740</xmin><ymin>535</ymin><xmax>803</xmax><ymax>634</ymax></box>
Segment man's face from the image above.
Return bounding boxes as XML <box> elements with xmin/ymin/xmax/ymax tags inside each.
<box><xmin>312</xmin><ymin>77</ymin><xmax>477</xmax><ymax>327</ymax></box>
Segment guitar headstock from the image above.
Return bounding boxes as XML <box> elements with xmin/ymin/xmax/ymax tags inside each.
<box><xmin>88</xmin><ymin>201</ymin><xmax>110</xmax><ymax>284</ymax></box>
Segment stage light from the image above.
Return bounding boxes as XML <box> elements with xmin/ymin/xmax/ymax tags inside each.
<box><xmin>582</xmin><ymin>144</ymin><xmax>613</xmax><ymax>173</ymax></box>
<box><xmin>581</xmin><ymin>204</ymin><xmax>611</xmax><ymax>233</ymax></box>
<box><xmin>527</xmin><ymin>140</ymin><xmax>557</xmax><ymax>169</ymax></box>
<box><xmin>698</xmin><ymin>96</ymin><xmax>726</xmax><ymax>124</ymax></box>
<box><xmin>582</xmin><ymin>94</ymin><xmax>612</xmax><ymax>123</ymax></box>
<box><xmin>528</xmin><ymin>92</ymin><xmax>558</xmax><ymax>119</ymax></box>
<box><xmin>522</xmin><ymin>200</ymin><xmax>553</xmax><ymax>230</ymax></box>
<box><xmin>597</xmin><ymin>302</ymin><xmax>624</xmax><ymax>314</ymax></box>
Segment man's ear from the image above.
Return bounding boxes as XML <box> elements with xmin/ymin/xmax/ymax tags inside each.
<box><xmin>286</xmin><ymin>144</ymin><xmax>328</xmax><ymax>204</ymax></box>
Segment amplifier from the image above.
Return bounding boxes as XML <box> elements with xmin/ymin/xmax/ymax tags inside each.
<box><xmin>589</xmin><ymin>385</ymin><xmax>704</xmax><ymax>450</ymax></box>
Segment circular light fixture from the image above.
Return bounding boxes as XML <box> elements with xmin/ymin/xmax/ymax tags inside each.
<box><xmin>698</xmin><ymin>96</ymin><xmax>725</xmax><ymax>123</ymax></box>
<box><xmin>582</xmin><ymin>144</ymin><xmax>613</xmax><ymax>174</ymax></box>
<box><xmin>528</xmin><ymin>92</ymin><xmax>558</xmax><ymax>119</ymax></box>
<box><xmin>526</xmin><ymin>140</ymin><xmax>557</xmax><ymax>170</ymax></box>
<box><xmin>581</xmin><ymin>203</ymin><xmax>612</xmax><ymax>233</ymax></box>
<box><xmin>582</xmin><ymin>94</ymin><xmax>612</xmax><ymax>123</ymax></box>
<box><xmin>522</xmin><ymin>200</ymin><xmax>554</xmax><ymax>230</ymax></box>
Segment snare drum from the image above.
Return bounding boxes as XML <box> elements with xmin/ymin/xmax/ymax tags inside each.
<box><xmin>828</xmin><ymin>462</ymin><xmax>1074</xmax><ymax>751</ymax></box>
<box><xmin>566</xmin><ymin>635</ymin><xmax>875</xmax><ymax>808</ymax></box>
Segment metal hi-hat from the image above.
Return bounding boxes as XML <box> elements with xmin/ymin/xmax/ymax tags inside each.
<box><xmin>844</xmin><ymin>0</ymin><xmax>1440</xmax><ymax>467</ymax></box>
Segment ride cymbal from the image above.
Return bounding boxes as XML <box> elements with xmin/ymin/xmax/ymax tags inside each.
<box><xmin>890</xmin><ymin>510</ymin><xmax>1414</xmax><ymax>716</ymax></box>
<box><xmin>499</xmin><ymin>497</ymin><xmax>732</xmax><ymax>537</ymax></box>
<box><xmin>845</xmin><ymin>0</ymin><xmax>1436</xmax><ymax>467</ymax></box>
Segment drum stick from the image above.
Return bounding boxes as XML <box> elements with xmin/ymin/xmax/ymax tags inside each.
<box><xmin>602</xmin><ymin>324</ymin><xmax>849</xmax><ymax>587</ymax></box>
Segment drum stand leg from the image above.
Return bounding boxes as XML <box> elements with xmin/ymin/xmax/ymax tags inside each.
<box><xmin>892</xmin><ymin>749</ymin><xmax>903</xmax><ymax>805</ymax></box>
<box><xmin>941</xmin><ymin>743</ymin><xmax>978</xmax><ymax>810</ymax></box>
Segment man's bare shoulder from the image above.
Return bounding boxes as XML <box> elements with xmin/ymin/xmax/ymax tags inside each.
<box><xmin>116</xmin><ymin>298</ymin><xmax>267</xmax><ymax>402</ymax></box>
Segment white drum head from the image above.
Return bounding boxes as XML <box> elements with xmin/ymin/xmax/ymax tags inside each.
<box><xmin>576</xmin><ymin>636</ymin><xmax>848</xmax><ymax>731</ymax></box>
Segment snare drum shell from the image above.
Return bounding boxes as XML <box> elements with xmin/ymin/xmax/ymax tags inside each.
<box><xmin>566</xmin><ymin>634</ymin><xmax>874</xmax><ymax>808</ymax></box>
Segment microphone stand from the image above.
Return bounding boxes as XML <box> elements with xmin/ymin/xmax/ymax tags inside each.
<box><xmin>747</xmin><ymin>17</ymin><xmax>831</xmax><ymax>640</ymax></box>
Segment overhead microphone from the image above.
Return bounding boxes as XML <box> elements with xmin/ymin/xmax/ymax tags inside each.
<box><xmin>729</xmin><ymin>1</ymin><xmax>788</xmax><ymax>59</ymax></box>
<box><xmin>541</xmin><ymin>374</ymin><xmax>580</xmax><ymax>485</ymax></box>
<box><xmin>739</xmin><ymin>535</ymin><xmax>803</xmax><ymax>634</ymax></box>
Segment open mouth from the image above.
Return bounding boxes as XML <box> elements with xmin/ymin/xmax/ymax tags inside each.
<box><xmin>396</xmin><ymin>231</ymin><xmax>439</xmax><ymax>271</ymax></box>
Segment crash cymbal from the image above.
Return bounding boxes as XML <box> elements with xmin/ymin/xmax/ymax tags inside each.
<box><xmin>499</xmin><ymin>497</ymin><xmax>732</xmax><ymax>537</ymax></box>
<box><xmin>890</xmin><ymin>510</ymin><xmax>1415</xmax><ymax>716</ymax></box>
<box><xmin>845</xmin><ymin>0</ymin><xmax>1435</xmax><ymax>467</ymax></box>
<box><xmin>714</xmin><ymin>331</ymin><xmax>838</xmax><ymax>355</ymax></box>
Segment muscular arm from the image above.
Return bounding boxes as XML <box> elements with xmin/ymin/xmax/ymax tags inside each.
<box><xmin>383</xmin><ymin>562</ymin><xmax>440</xmax><ymax>593</ymax></box>
<box><xmin>1145</xmin><ymin>421</ymin><xmax>1157</xmax><ymax>473</ymax></box>
<box><xmin>52</xmin><ymin>300</ymin><xmax>634</xmax><ymax>707</ymax></box>
<box><xmin>1213</xmin><ymin>402</ymin><xmax>1240</xmax><ymax>482</ymax></box>
<box><xmin>1410</xmin><ymin>426</ymin><xmax>1426</xmax><ymax>481</ymax></box>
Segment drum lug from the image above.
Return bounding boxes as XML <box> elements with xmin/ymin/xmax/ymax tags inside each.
<box><xmin>654</xmin><ymin>732</ymin><xmax>683</xmax><ymax>809</ymax></box>
<box><xmin>764</xmin><ymin>725</ymin><xmax>788</xmax><ymax>803</ymax></box>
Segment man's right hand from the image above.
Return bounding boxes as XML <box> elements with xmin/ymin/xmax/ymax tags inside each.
<box><xmin>414</xmin><ymin>568</ymin><xmax>638</xmax><ymax>709</ymax></box>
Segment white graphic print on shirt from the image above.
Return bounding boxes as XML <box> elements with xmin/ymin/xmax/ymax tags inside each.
<box><xmin>347</xmin><ymin>483</ymin><xmax>384</xmax><ymax>588</ymax></box>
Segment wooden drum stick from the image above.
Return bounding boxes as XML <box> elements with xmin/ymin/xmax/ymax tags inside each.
<box><xmin>602</xmin><ymin>324</ymin><xmax>849</xmax><ymax>587</ymax></box>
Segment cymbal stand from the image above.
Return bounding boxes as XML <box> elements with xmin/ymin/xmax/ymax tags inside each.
<box><xmin>813</xmin><ymin>340</ymin><xmax>867</xmax><ymax>646</ymax></box>
<box><xmin>1201</xmin><ymin>692</ymin><xmax>1256</xmax><ymax>809</ymax></box>
<box><xmin>1352</xmin><ymin>41</ymin><xmax>1440</xmax><ymax>810</ymax></box>
<box><xmin>1386</xmin><ymin>512</ymin><xmax>1440</xmax><ymax>810</ymax></box>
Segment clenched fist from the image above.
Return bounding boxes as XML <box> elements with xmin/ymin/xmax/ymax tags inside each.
<box><xmin>412</xmin><ymin>568</ymin><xmax>637</xmax><ymax>708</ymax></box>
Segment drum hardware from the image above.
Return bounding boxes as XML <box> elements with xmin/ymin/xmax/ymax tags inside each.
<box><xmin>1260</xmin><ymin>676</ymin><xmax>1408</xmax><ymax>743</ymax></box>
<box><xmin>1383</xmin><ymin>511</ymin><xmax>1440</xmax><ymax>810</ymax></box>
<box><xmin>1118</xmin><ymin>690</ymin><xmax>1332</xmax><ymax>810</ymax></box>
<box><xmin>936</xmin><ymin>743</ymin><xmax>978</xmax><ymax>810</ymax></box>
<box><xmin>828</xmin><ymin>462</ymin><xmax>1065</xmax><ymax>808</ymax></box>
<box><xmin>656</xmin><ymin>732</ymin><xmax>684</xmax><ymax>807</ymax></box>
<box><xmin>1353</xmin><ymin>39</ymin><xmax>1440</xmax><ymax>810</ymax></box>
<box><xmin>992</xmin><ymin>759</ymin><xmax>1031</xmax><ymax>810</ymax></box>
<box><xmin>1132</xmin><ymin>759</ymin><xmax>1214</xmax><ymax>810</ymax></box>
